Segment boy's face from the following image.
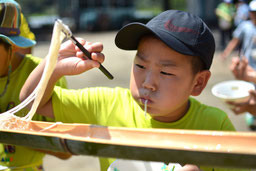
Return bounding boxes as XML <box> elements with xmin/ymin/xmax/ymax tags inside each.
<box><xmin>130</xmin><ymin>36</ymin><xmax>209</xmax><ymax>122</ymax></box>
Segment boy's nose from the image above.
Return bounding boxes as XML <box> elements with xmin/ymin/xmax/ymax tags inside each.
<box><xmin>142</xmin><ymin>72</ymin><xmax>157</xmax><ymax>91</ymax></box>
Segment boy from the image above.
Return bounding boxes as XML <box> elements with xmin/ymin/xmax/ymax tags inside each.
<box><xmin>20</xmin><ymin>10</ymin><xmax>237</xmax><ymax>170</ymax></box>
<box><xmin>0</xmin><ymin>0</ymin><xmax>69</xmax><ymax>170</ymax></box>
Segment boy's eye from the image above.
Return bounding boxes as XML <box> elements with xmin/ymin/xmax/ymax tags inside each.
<box><xmin>135</xmin><ymin>64</ymin><xmax>145</xmax><ymax>69</ymax></box>
<box><xmin>160</xmin><ymin>71</ymin><xmax>173</xmax><ymax>76</ymax></box>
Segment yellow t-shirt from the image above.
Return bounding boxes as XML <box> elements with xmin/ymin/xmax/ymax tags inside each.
<box><xmin>52</xmin><ymin>87</ymin><xmax>236</xmax><ymax>171</ymax></box>
<box><xmin>0</xmin><ymin>55</ymin><xmax>67</xmax><ymax>170</ymax></box>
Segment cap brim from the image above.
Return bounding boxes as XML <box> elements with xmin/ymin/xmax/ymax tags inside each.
<box><xmin>0</xmin><ymin>35</ymin><xmax>36</xmax><ymax>48</ymax></box>
<box><xmin>115</xmin><ymin>22</ymin><xmax>196</xmax><ymax>56</ymax></box>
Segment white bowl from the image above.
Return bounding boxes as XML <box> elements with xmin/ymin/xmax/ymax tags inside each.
<box><xmin>108</xmin><ymin>159</ymin><xmax>181</xmax><ymax>171</ymax></box>
<box><xmin>211</xmin><ymin>80</ymin><xmax>255</xmax><ymax>103</ymax></box>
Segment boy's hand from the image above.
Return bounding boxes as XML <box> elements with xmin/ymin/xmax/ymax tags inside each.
<box><xmin>55</xmin><ymin>38</ymin><xmax>105</xmax><ymax>76</ymax></box>
<box><xmin>229</xmin><ymin>57</ymin><xmax>256</xmax><ymax>83</ymax></box>
<box><xmin>227</xmin><ymin>90</ymin><xmax>256</xmax><ymax>116</ymax></box>
<box><xmin>177</xmin><ymin>164</ymin><xmax>201</xmax><ymax>171</ymax></box>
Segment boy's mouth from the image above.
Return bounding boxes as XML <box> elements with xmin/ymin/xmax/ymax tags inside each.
<box><xmin>140</xmin><ymin>97</ymin><xmax>152</xmax><ymax>105</ymax></box>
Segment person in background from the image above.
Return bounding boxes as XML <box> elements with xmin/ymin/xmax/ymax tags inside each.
<box><xmin>221</xmin><ymin>0</ymin><xmax>256</xmax><ymax>65</ymax></box>
<box><xmin>215</xmin><ymin>0</ymin><xmax>236</xmax><ymax>50</ymax></box>
<box><xmin>234</xmin><ymin>0</ymin><xmax>249</xmax><ymax>28</ymax></box>
<box><xmin>20</xmin><ymin>10</ymin><xmax>243</xmax><ymax>171</ymax></box>
<box><xmin>221</xmin><ymin>0</ymin><xmax>256</xmax><ymax>130</ymax></box>
<box><xmin>0</xmin><ymin>0</ymin><xmax>69</xmax><ymax>170</ymax></box>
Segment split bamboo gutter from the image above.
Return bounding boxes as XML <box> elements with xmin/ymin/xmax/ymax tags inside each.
<box><xmin>0</xmin><ymin>121</ymin><xmax>256</xmax><ymax>169</ymax></box>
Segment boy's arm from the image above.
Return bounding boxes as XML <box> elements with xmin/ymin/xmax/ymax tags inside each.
<box><xmin>20</xmin><ymin>39</ymin><xmax>104</xmax><ymax>118</ymax></box>
<box><xmin>220</xmin><ymin>38</ymin><xmax>240</xmax><ymax>60</ymax></box>
<box><xmin>19</xmin><ymin>59</ymin><xmax>58</xmax><ymax>118</ymax></box>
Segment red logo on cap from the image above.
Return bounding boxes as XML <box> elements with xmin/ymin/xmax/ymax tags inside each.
<box><xmin>164</xmin><ymin>20</ymin><xmax>199</xmax><ymax>34</ymax></box>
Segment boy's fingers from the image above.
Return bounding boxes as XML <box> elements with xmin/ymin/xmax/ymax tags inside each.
<box><xmin>228</xmin><ymin>90</ymin><xmax>256</xmax><ymax>115</ymax></box>
<box><xmin>176</xmin><ymin>164</ymin><xmax>201</xmax><ymax>171</ymax></box>
<box><xmin>237</xmin><ymin>66</ymin><xmax>244</xmax><ymax>79</ymax></box>
<box><xmin>78</xmin><ymin>59</ymin><xmax>100</xmax><ymax>70</ymax></box>
<box><xmin>73</xmin><ymin>39</ymin><xmax>103</xmax><ymax>53</ymax></box>
<box><xmin>76</xmin><ymin>37</ymin><xmax>86</xmax><ymax>45</ymax></box>
<box><xmin>232</xmin><ymin>64</ymin><xmax>239</xmax><ymax>78</ymax></box>
<box><xmin>231</xmin><ymin>106</ymin><xmax>246</xmax><ymax>115</ymax></box>
<box><xmin>227</xmin><ymin>100</ymin><xmax>249</xmax><ymax>115</ymax></box>
<box><xmin>91</xmin><ymin>52</ymin><xmax>105</xmax><ymax>63</ymax></box>
<box><xmin>251</xmin><ymin>90</ymin><xmax>256</xmax><ymax>96</ymax></box>
<box><xmin>60</xmin><ymin>40</ymin><xmax>76</xmax><ymax>52</ymax></box>
<box><xmin>230</xmin><ymin>57</ymin><xmax>240</xmax><ymax>65</ymax></box>
<box><xmin>230</xmin><ymin>57</ymin><xmax>240</xmax><ymax>75</ymax></box>
<box><xmin>227</xmin><ymin>100</ymin><xmax>247</xmax><ymax>107</ymax></box>
<box><xmin>74</xmin><ymin>40</ymin><xmax>89</xmax><ymax>52</ymax></box>
<box><xmin>71</xmin><ymin>58</ymin><xmax>100</xmax><ymax>74</ymax></box>
<box><xmin>76</xmin><ymin>52</ymin><xmax>105</xmax><ymax>63</ymax></box>
<box><xmin>244</xmin><ymin>58</ymin><xmax>249</xmax><ymax>65</ymax></box>
<box><xmin>84</xmin><ymin>42</ymin><xmax>103</xmax><ymax>53</ymax></box>
<box><xmin>249</xmin><ymin>90</ymin><xmax>256</xmax><ymax>105</ymax></box>
<box><xmin>237</xmin><ymin>58</ymin><xmax>249</xmax><ymax>79</ymax></box>
<box><xmin>241</xmin><ymin>57</ymin><xmax>247</xmax><ymax>65</ymax></box>
<box><xmin>239</xmin><ymin>58</ymin><xmax>247</xmax><ymax>74</ymax></box>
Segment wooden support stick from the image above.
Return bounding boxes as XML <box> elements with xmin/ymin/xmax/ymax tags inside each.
<box><xmin>0</xmin><ymin>121</ymin><xmax>256</xmax><ymax>169</ymax></box>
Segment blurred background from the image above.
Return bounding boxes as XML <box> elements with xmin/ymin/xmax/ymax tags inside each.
<box><xmin>15</xmin><ymin>0</ymin><xmax>254</xmax><ymax>170</ymax></box>
<box><xmin>16</xmin><ymin>0</ymin><xmax>226</xmax><ymax>34</ymax></box>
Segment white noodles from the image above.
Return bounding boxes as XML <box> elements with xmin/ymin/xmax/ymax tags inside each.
<box><xmin>39</xmin><ymin>122</ymin><xmax>62</xmax><ymax>132</ymax></box>
<box><xmin>144</xmin><ymin>100</ymin><xmax>148</xmax><ymax>119</ymax></box>
<box><xmin>0</xmin><ymin>21</ymin><xmax>65</xmax><ymax>130</ymax></box>
<box><xmin>24</xmin><ymin>22</ymin><xmax>65</xmax><ymax>121</ymax></box>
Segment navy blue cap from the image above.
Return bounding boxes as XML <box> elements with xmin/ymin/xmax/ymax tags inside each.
<box><xmin>115</xmin><ymin>10</ymin><xmax>215</xmax><ymax>70</ymax></box>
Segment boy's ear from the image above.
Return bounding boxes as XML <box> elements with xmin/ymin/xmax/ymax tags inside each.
<box><xmin>191</xmin><ymin>70</ymin><xmax>211</xmax><ymax>96</ymax></box>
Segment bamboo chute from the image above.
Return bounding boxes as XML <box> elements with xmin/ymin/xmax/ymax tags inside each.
<box><xmin>0</xmin><ymin>121</ymin><xmax>256</xmax><ymax>169</ymax></box>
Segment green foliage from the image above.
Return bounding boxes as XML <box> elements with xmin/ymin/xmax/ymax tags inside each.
<box><xmin>170</xmin><ymin>0</ymin><xmax>187</xmax><ymax>11</ymax></box>
<box><xmin>16</xmin><ymin>0</ymin><xmax>187</xmax><ymax>19</ymax></box>
<box><xmin>15</xmin><ymin>0</ymin><xmax>57</xmax><ymax>15</ymax></box>
<box><xmin>134</xmin><ymin>0</ymin><xmax>187</xmax><ymax>13</ymax></box>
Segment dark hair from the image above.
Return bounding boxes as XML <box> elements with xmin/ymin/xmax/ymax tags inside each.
<box><xmin>0</xmin><ymin>38</ymin><xmax>11</xmax><ymax>51</ymax></box>
<box><xmin>189</xmin><ymin>55</ymin><xmax>205</xmax><ymax>74</ymax></box>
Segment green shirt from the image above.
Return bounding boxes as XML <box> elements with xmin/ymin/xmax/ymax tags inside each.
<box><xmin>0</xmin><ymin>55</ymin><xmax>67</xmax><ymax>170</ymax></box>
<box><xmin>52</xmin><ymin>87</ymin><xmax>236</xmax><ymax>171</ymax></box>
